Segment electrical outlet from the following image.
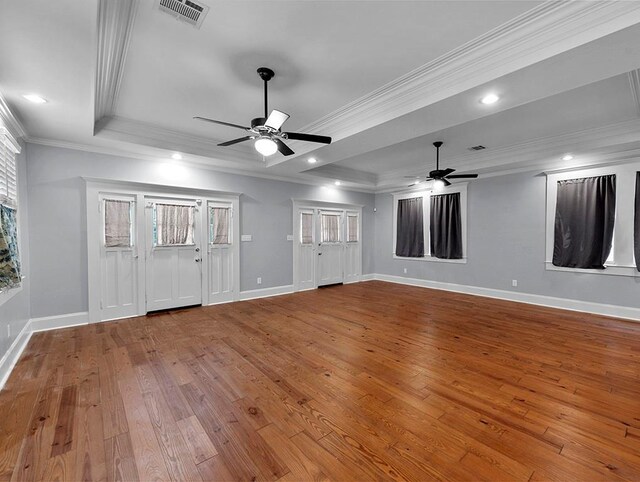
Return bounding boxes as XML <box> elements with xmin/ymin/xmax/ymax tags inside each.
<box><xmin>257</xmin><ymin>277</ymin><xmax>262</xmax><ymax>285</ymax></box>
<box><xmin>512</xmin><ymin>279</ymin><xmax>518</xmax><ymax>287</ymax></box>
<box><xmin>403</xmin><ymin>268</ymin><xmax>407</xmax><ymax>274</ymax></box>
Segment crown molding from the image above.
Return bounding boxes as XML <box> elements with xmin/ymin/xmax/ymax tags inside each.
<box><xmin>628</xmin><ymin>69</ymin><xmax>640</xmax><ymax>117</ymax></box>
<box><xmin>94</xmin><ymin>0</ymin><xmax>139</xmax><ymax>126</ymax></box>
<box><xmin>269</xmin><ymin>1</ymin><xmax>640</xmax><ymax>166</ymax></box>
<box><xmin>0</xmin><ymin>92</ymin><xmax>26</xmax><ymax>140</ymax></box>
<box><xmin>377</xmin><ymin>118</ymin><xmax>640</xmax><ymax>188</ymax></box>
<box><xmin>96</xmin><ymin>115</ymin><xmax>257</xmax><ymax>166</ymax></box>
<box><xmin>303</xmin><ymin>164</ymin><xmax>377</xmax><ymax>186</ymax></box>
<box><xmin>24</xmin><ymin>136</ymin><xmax>376</xmax><ymax>193</ymax></box>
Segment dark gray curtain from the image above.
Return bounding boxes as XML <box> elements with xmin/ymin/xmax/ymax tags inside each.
<box><xmin>430</xmin><ymin>193</ymin><xmax>463</xmax><ymax>259</ymax></box>
<box><xmin>396</xmin><ymin>197</ymin><xmax>424</xmax><ymax>257</ymax></box>
<box><xmin>635</xmin><ymin>172</ymin><xmax>640</xmax><ymax>271</ymax></box>
<box><xmin>553</xmin><ymin>175</ymin><xmax>616</xmax><ymax>269</ymax></box>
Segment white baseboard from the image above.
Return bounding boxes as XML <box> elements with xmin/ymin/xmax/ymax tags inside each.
<box><xmin>30</xmin><ymin>311</ymin><xmax>89</xmax><ymax>332</ymax></box>
<box><xmin>0</xmin><ymin>320</ymin><xmax>32</xmax><ymax>391</ymax></box>
<box><xmin>239</xmin><ymin>285</ymin><xmax>294</xmax><ymax>301</ymax></box>
<box><xmin>371</xmin><ymin>273</ymin><xmax>640</xmax><ymax>321</ymax></box>
<box><xmin>361</xmin><ymin>273</ymin><xmax>376</xmax><ymax>281</ymax></box>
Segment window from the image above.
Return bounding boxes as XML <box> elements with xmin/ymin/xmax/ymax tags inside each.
<box><xmin>546</xmin><ymin>162</ymin><xmax>640</xmax><ymax>276</ymax></box>
<box><xmin>347</xmin><ymin>213</ymin><xmax>359</xmax><ymax>243</ymax></box>
<box><xmin>0</xmin><ymin>128</ymin><xmax>21</xmax><ymax>291</ymax></box>
<box><xmin>153</xmin><ymin>203</ymin><xmax>195</xmax><ymax>246</ymax></box>
<box><xmin>393</xmin><ymin>184</ymin><xmax>468</xmax><ymax>263</ymax></box>
<box><xmin>321</xmin><ymin>213</ymin><xmax>341</xmax><ymax>243</ymax></box>
<box><xmin>209</xmin><ymin>206</ymin><xmax>230</xmax><ymax>244</ymax></box>
<box><xmin>104</xmin><ymin>199</ymin><xmax>133</xmax><ymax>247</ymax></box>
<box><xmin>552</xmin><ymin>175</ymin><xmax>615</xmax><ymax>269</ymax></box>
<box><xmin>300</xmin><ymin>212</ymin><xmax>313</xmax><ymax>244</ymax></box>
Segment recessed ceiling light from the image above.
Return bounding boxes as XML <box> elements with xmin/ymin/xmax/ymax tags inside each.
<box><xmin>23</xmin><ymin>94</ymin><xmax>47</xmax><ymax>104</ymax></box>
<box><xmin>334</xmin><ymin>181</ymin><xmax>341</xmax><ymax>186</ymax></box>
<box><xmin>562</xmin><ymin>154</ymin><xmax>574</xmax><ymax>161</ymax></box>
<box><xmin>480</xmin><ymin>93</ymin><xmax>499</xmax><ymax>105</ymax></box>
<box><xmin>307</xmin><ymin>158</ymin><xmax>317</xmax><ymax>164</ymax></box>
<box><xmin>171</xmin><ymin>152</ymin><xmax>182</xmax><ymax>160</ymax></box>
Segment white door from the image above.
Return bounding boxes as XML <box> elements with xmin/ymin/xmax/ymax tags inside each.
<box><xmin>206</xmin><ymin>202</ymin><xmax>234</xmax><ymax>304</ymax></box>
<box><xmin>344</xmin><ymin>211</ymin><xmax>362</xmax><ymax>283</ymax></box>
<box><xmin>145</xmin><ymin>199</ymin><xmax>202</xmax><ymax>311</ymax></box>
<box><xmin>295</xmin><ymin>209</ymin><xmax>316</xmax><ymax>291</ymax></box>
<box><xmin>99</xmin><ymin>194</ymin><xmax>139</xmax><ymax>320</ymax></box>
<box><xmin>317</xmin><ymin>210</ymin><xmax>344</xmax><ymax>286</ymax></box>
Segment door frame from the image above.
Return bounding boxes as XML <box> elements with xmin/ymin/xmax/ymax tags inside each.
<box><xmin>292</xmin><ymin>199</ymin><xmax>363</xmax><ymax>292</ymax></box>
<box><xmin>86</xmin><ymin>178</ymin><xmax>240</xmax><ymax>323</ymax></box>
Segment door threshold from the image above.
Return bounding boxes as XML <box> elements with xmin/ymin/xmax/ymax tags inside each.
<box><xmin>146</xmin><ymin>304</ymin><xmax>203</xmax><ymax>315</ymax></box>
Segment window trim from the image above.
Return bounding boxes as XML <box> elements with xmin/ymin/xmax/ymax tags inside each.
<box><xmin>0</xmin><ymin>127</ymin><xmax>23</xmax><ymax>307</ymax></box>
<box><xmin>392</xmin><ymin>183</ymin><xmax>468</xmax><ymax>264</ymax></box>
<box><xmin>545</xmin><ymin>163</ymin><xmax>639</xmax><ymax>277</ymax></box>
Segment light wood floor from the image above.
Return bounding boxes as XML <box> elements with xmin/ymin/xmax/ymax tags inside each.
<box><xmin>1</xmin><ymin>281</ymin><xmax>640</xmax><ymax>481</ymax></box>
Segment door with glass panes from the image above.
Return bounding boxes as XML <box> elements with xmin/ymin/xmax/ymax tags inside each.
<box><xmin>206</xmin><ymin>202</ymin><xmax>234</xmax><ymax>304</ymax></box>
<box><xmin>317</xmin><ymin>210</ymin><xmax>344</xmax><ymax>286</ymax></box>
<box><xmin>145</xmin><ymin>198</ymin><xmax>202</xmax><ymax>311</ymax></box>
<box><xmin>99</xmin><ymin>194</ymin><xmax>139</xmax><ymax>320</ymax></box>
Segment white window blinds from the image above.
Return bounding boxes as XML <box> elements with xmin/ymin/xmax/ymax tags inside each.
<box><xmin>0</xmin><ymin>129</ymin><xmax>19</xmax><ymax>208</ymax></box>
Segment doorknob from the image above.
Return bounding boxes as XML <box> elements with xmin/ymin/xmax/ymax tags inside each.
<box><xmin>195</xmin><ymin>258</ymin><xmax>201</xmax><ymax>262</ymax></box>
<box><xmin>195</xmin><ymin>247</ymin><xmax>200</xmax><ymax>252</ymax></box>
<box><xmin>318</xmin><ymin>252</ymin><xmax>322</xmax><ymax>256</ymax></box>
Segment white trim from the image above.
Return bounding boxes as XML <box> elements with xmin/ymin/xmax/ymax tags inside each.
<box><xmin>393</xmin><ymin>184</ymin><xmax>468</xmax><ymax>261</ymax></box>
<box><xmin>361</xmin><ymin>273</ymin><xmax>375</xmax><ymax>281</ymax></box>
<box><xmin>545</xmin><ymin>162</ymin><xmax>640</xmax><ymax>277</ymax></box>
<box><xmin>94</xmin><ymin>0</ymin><xmax>139</xmax><ymax>124</ymax></box>
<box><xmin>369</xmin><ymin>274</ymin><xmax>640</xmax><ymax>322</ymax></box>
<box><xmin>30</xmin><ymin>312</ymin><xmax>89</xmax><ymax>332</ymax></box>
<box><xmin>239</xmin><ymin>285</ymin><xmax>294</xmax><ymax>301</ymax></box>
<box><xmin>0</xmin><ymin>93</ymin><xmax>26</xmax><ymax>140</ymax></box>
<box><xmin>0</xmin><ymin>320</ymin><xmax>32</xmax><ymax>391</ymax></box>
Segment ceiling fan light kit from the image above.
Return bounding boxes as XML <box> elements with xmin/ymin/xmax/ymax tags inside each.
<box><xmin>195</xmin><ymin>67</ymin><xmax>332</xmax><ymax>158</ymax></box>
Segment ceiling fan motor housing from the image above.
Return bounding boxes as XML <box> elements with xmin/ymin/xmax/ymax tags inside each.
<box><xmin>251</xmin><ymin>117</ymin><xmax>267</xmax><ymax>129</ymax></box>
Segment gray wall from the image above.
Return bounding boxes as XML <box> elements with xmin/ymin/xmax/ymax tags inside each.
<box><xmin>375</xmin><ymin>171</ymin><xmax>640</xmax><ymax>308</ymax></box>
<box><xmin>25</xmin><ymin>143</ymin><xmax>375</xmax><ymax>319</ymax></box>
<box><xmin>0</xmin><ymin>145</ymin><xmax>31</xmax><ymax>357</ymax></box>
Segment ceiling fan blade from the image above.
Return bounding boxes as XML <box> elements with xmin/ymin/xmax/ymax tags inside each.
<box><xmin>285</xmin><ymin>132</ymin><xmax>332</xmax><ymax>144</ymax></box>
<box><xmin>194</xmin><ymin>117</ymin><xmax>250</xmax><ymax>131</ymax></box>
<box><xmin>218</xmin><ymin>136</ymin><xmax>253</xmax><ymax>147</ymax></box>
<box><xmin>441</xmin><ymin>168</ymin><xmax>456</xmax><ymax>176</ymax></box>
<box><xmin>274</xmin><ymin>138</ymin><xmax>295</xmax><ymax>156</ymax></box>
<box><xmin>443</xmin><ymin>178</ymin><xmax>452</xmax><ymax>186</ymax></box>
<box><xmin>446</xmin><ymin>174</ymin><xmax>478</xmax><ymax>179</ymax></box>
<box><xmin>264</xmin><ymin>110</ymin><xmax>290</xmax><ymax>130</ymax></box>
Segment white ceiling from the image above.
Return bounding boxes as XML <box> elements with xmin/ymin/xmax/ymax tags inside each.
<box><xmin>2</xmin><ymin>0</ymin><xmax>640</xmax><ymax>191</ymax></box>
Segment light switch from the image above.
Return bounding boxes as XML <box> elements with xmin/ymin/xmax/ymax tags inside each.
<box><xmin>241</xmin><ymin>234</ymin><xmax>252</xmax><ymax>242</ymax></box>
<box><xmin>286</xmin><ymin>234</ymin><xmax>293</xmax><ymax>241</ymax></box>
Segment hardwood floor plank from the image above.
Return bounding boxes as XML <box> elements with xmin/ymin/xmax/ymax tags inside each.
<box><xmin>2</xmin><ymin>281</ymin><xmax>640</xmax><ymax>481</ymax></box>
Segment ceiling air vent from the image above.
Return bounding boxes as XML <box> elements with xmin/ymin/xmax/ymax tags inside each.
<box><xmin>468</xmin><ymin>145</ymin><xmax>486</xmax><ymax>151</ymax></box>
<box><xmin>158</xmin><ymin>0</ymin><xmax>209</xmax><ymax>29</ymax></box>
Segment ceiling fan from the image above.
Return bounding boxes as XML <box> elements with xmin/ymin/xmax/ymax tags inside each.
<box><xmin>409</xmin><ymin>141</ymin><xmax>478</xmax><ymax>187</ymax></box>
<box><xmin>194</xmin><ymin>67</ymin><xmax>332</xmax><ymax>157</ymax></box>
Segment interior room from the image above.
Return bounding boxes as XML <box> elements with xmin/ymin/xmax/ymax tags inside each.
<box><xmin>1</xmin><ymin>1</ymin><xmax>640</xmax><ymax>480</ymax></box>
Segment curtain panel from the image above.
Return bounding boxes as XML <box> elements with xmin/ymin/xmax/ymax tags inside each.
<box><xmin>301</xmin><ymin>213</ymin><xmax>313</xmax><ymax>244</ymax></box>
<box><xmin>155</xmin><ymin>203</ymin><xmax>195</xmax><ymax>246</ymax></box>
<box><xmin>321</xmin><ymin>214</ymin><xmax>340</xmax><ymax>243</ymax></box>
<box><xmin>552</xmin><ymin>174</ymin><xmax>616</xmax><ymax>269</ymax></box>
<box><xmin>635</xmin><ymin>173</ymin><xmax>640</xmax><ymax>271</ymax></box>
<box><xmin>0</xmin><ymin>205</ymin><xmax>21</xmax><ymax>289</ymax></box>
<box><xmin>104</xmin><ymin>200</ymin><xmax>132</xmax><ymax>247</ymax></box>
<box><xmin>430</xmin><ymin>192</ymin><xmax>463</xmax><ymax>259</ymax></box>
<box><xmin>347</xmin><ymin>215</ymin><xmax>358</xmax><ymax>243</ymax></box>
<box><xmin>396</xmin><ymin>197</ymin><xmax>424</xmax><ymax>257</ymax></box>
<box><xmin>210</xmin><ymin>207</ymin><xmax>230</xmax><ymax>244</ymax></box>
